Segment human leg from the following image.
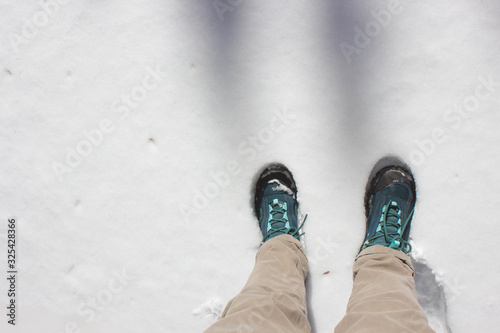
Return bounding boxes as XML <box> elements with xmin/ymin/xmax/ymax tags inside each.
<box><xmin>335</xmin><ymin>245</ymin><xmax>434</xmax><ymax>333</ymax></box>
<box><xmin>205</xmin><ymin>163</ymin><xmax>311</xmax><ymax>333</ymax></box>
<box><xmin>335</xmin><ymin>161</ymin><xmax>434</xmax><ymax>333</ymax></box>
<box><xmin>205</xmin><ymin>234</ymin><xmax>310</xmax><ymax>333</ymax></box>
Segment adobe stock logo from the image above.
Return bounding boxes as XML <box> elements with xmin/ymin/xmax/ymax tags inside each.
<box><xmin>58</xmin><ymin>267</ymin><xmax>134</xmax><ymax>333</ymax></box>
<box><xmin>10</xmin><ymin>0</ymin><xmax>70</xmax><ymax>53</ymax></box>
<box><xmin>52</xmin><ymin>65</ymin><xmax>164</xmax><ymax>181</ymax></box>
<box><xmin>409</xmin><ymin>74</ymin><xmax>498</xmax><ymax>165</ymax></box>
<box><xmin>339</xmin><ymin>0</ymin><xmax>404</xmax><ymax>64</ymax></box>
<box><xmin>179</xmin><ymin>107</ymin><xmax>296</xmax><ymax>223</ymax></box>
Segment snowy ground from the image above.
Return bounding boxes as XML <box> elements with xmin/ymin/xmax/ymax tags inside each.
<box><xmin>1</xmin><ymin>0</ymin><xmax>500</xmax><ymax>332</ymax></box>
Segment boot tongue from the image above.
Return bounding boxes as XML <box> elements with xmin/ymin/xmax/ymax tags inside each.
<box><xmin>270</xmin><ymin>198</ymin><xmax>285</xmax><ymax>220</ymax></box>
<box><xmin>387</xmin><ymin>183</ymin><xmax>410</xmax><ymax>201</ymax></box>
<box><xmin>379</xmin><ymin>184</ymin><xmax>408</xmax><ymax>234</ymax></box>
<box><xmin>263</xmin><ymin>180</ymin><xmax>292</xmax><ymax>236</ymax></box>
<box><xmin>381</xmin><ymin>203</ymin><xmax>403</xmax><ymax>253</ymax></box>
<box><xmin>386</xmin><ymin>205</ymin><xmax>401</xmax><ymax>232</ymax></box>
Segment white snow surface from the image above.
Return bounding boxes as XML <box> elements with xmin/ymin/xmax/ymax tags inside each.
<box><xmin>1</xmin><ymin>0</ymin><xmax>500</xmax><ymax>332</ymax></box>
<box><xmin>269</xmin><ymin>179</ymin><xmax>295</xmax><ymax>197</ymax></box>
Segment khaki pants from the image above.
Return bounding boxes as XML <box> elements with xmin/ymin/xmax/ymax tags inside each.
<box><xmin>205</xmin><ymin>235</ymin><xmax>435</xmax><ymax>333</ymax></box>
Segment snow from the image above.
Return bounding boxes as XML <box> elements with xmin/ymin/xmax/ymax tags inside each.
<box><xmin>268</xmin><ymin>179</ymin><xmax>295</xmax><ymax>197</ymax></box>
<box><xmin>1</xmin><ymin>0</ymin><xmax>500</xmax><ymax>332</ymax></box>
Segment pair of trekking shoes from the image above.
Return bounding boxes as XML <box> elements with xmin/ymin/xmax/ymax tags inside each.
<box><xmin>254</xmin><ymin>159</ymin><xmax>416</xmax><ymax>254</ymax></box>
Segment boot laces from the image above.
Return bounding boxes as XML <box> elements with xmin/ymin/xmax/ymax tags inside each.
<box><xmin>365</xmin><ymin>200</ymin><xmax>412</xmax><ymax>254</ymax></box>
<box><xmin>262</xmin><ymin>199</ymin><xmax>307</xmax><ymax>242</ymax></box>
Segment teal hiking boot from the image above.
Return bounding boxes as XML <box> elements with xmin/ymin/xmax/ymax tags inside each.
<box><xmin>254</xmin><ymin>163</ymin><xmax>306</xmax><ymax>243</ymax></box>
<box><xmin>361</xmin><ymin>163</ymin><xmax>416</xmax><ymax>254</ymax></box>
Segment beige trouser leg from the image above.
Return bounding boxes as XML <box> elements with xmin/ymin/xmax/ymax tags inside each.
<box><xmin>205</xmin><ymin>234</ymin><xmax>311</xmax><ymax>333</ymax></box>
<box><xmin>335</xmin><ymin>245</ymin><xmax>435</xmax><ymax>333</ymax></box>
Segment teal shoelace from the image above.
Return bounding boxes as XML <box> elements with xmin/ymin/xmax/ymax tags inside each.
<box><xmin>365</xmin><ymin>200</ymin><xmax>413</xmax><ymax>254</ymax></box>
<box><xmin>262</xmin><ymin>199</ymin><xmax>307</xmax><ymax>243</ymax></box>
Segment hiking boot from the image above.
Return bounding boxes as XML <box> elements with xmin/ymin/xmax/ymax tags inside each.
<box><xmin>254</xmin><ymin>163</ymin><xmax>305</xmax><ymax>242</ymax></box>
<box><xmin>361</xmin><ymin>164</ymin><xmax>416</xmax><ymax>254</ymax></box>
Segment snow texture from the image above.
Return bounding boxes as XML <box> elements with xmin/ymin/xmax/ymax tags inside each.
<box><xmin>1</xmin><ymin>0</ymin><xmax>500</xmax><ymax>332</ymax></box>
<box><xmin>269</xmin><ymin>179</ymin><xmax>295</xmax><ymax>197</ymax></box>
